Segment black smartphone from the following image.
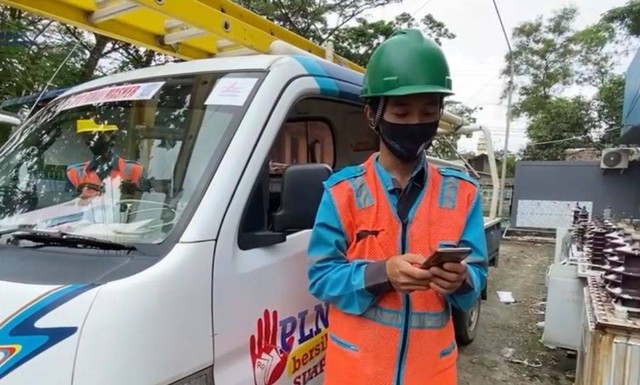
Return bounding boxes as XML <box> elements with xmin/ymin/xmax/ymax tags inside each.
<box><xmin>421</xmin><ymin>247</ymin><xmax>472</xmax><ymax>270</ymax></box>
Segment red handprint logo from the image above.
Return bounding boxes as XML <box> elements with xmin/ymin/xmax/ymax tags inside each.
<box><xmin>249</xmin><ymin>309</ymin><xmax>294</xmax><ymax>385</ymax></box>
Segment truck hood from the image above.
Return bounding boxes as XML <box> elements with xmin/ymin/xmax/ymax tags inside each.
<box><xmin>0</xmin><ymin>281</ymin><xmax>100</xmax><ymax>384</ymax></box>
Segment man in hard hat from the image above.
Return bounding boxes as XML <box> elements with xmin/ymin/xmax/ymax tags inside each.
<box><xmin>307</xmin><ymin>29</ymin><xmax>488</xmax><ymax>384</ymax></box>
<box><xmin>67</xmin><ymin>118</ymin><xmax>145</xmax><ymax>201</ymax></box>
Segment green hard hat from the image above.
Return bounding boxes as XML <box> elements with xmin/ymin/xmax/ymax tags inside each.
<box><xmin>361</xmin><ymin>28</ymin><xmax>453</xmax><ymax>99</ymax></box>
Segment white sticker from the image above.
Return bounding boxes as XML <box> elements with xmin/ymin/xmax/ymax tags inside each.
<box><xmin>59</xmin><ymin>81</ymin><xmax>165</xmax><ymax>110</ymax></box>
<box><xmin>205</xmin><ymin>78</ymin><xmax>258</xmax><ymax>106</ymax></box>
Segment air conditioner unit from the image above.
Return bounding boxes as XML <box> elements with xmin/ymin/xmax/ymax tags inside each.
<box><xmin>600</xmin><ymin>148</ymin><xmax>630</xmax><ymax>169</ymax></box>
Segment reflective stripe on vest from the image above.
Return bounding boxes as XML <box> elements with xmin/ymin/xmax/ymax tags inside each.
<box><xmin>323</xmin><ymin>154</ymin><xmax>477</xmax><ymax>385</ymax></box>
<box><xmin>67</xmin><ymin>158</ymin><xmax>141</xmax><ymax>189</ymax></box>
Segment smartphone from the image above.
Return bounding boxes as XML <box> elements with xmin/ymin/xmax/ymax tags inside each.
<box><xmin>421</xmin><ymin>247</ymin><xmax>472</xmax><ymax>270</ymax></box>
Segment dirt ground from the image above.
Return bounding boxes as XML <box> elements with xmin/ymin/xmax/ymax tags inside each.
<box><xmin>457</xmin><ymin>240</ymin><xmax>575</xmax><ymax>385</ymax></box>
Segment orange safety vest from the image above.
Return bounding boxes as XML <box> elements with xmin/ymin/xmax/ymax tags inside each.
<box><xmin>66</xmin><ymin>157</ymin><xmax>143</xmax><ymax>190</ymax></box>
<box><xmin>324</xmin><ymin>154</ymin><xmax>477</xmax><ymax>385</ymax></box>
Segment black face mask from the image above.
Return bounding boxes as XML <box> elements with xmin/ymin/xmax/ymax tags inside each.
<box><xmin>378</xmin><ymin>119</ymin><xmax>439</xmax><ymax>162</ymax></box>
<box><xmin>86</xmin><ymin>135</ymin><xmax>113</xmax><ymax>158</ymax></box>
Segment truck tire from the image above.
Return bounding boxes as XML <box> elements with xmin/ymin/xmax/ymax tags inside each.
<box><xmin>452</xmin><ymin>297</ymin><xmax>481</xmax><ymax>346</ymax></box>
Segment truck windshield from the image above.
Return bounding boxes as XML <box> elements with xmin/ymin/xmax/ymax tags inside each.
<box><xmin>0</xmin><ymin>71</ymin><xmax>260</xmax><ymax>245</ymax></box>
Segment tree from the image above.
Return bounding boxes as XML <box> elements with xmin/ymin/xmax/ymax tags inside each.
<box><xmin>502</xmin><ymin>5</ymin><xmax>625</xmax><ymax>161</ymax></box>
<box><xmin>0</xmin><ymin>7</ymin><xmax>86</xmax><ymax>101</ymax></box>
<box><xmin>572</xmin><ymin>22</ymin><xmax>618</xmax><ymax>88</ymax></box>
<box><xmin>427</xmin><ymin>100</ymin><xmax>479</xmax><ymax>160</ymax></box>
<box><xmin>503</xmin><ymin>7</ymin><xmax>578</xmax><ymax>119</ymax></box>
<box><xmin>331</xmin><ymin>13</ymin><xmax>455</xmax><ymax>66</ymax></box>
<box><xmin>602</xmin><ymin>1</ymin><xmax>640</xmax><ymax>38</ymax></box>
<box><xmin>237</xmin><ymin>0</ymin><xmax>454</xmax><ymax>67</ymax></box>
<box><xmin>0</xmin><ymin>6</ymin><xmax>175</xmax><ymax>103</ymax></box>
<box><xmin>594</xmin><ymin>74</ymin><xmax>625</xmax><ymax>144</ymax></box>
<box><xmin>519</xmin><ymin>96</ymin><xmax>596</xmax><ymax>160</ymax></box>
<box><xmin>494</xmin><ymin>149</ymin><xmax>517</xmax><ymax>178</ymax></box>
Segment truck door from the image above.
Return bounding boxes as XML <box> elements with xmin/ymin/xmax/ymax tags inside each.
<box><xmin>212</xmin><ymin>73</ymin><xmax>371</xmax><ymax>385</ymax></box>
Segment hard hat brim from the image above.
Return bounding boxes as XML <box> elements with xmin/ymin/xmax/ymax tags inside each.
<box><xmin>77</xmin><ymin>126</ymin><xmax>118</xmax><ymax>133</ymax></box>
<box><xmin>361</xmin><ymin>84</ymin><xmax>454</xmax><ymax>99</ymax></box>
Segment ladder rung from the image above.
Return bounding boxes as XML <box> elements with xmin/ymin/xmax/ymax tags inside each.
<box><xmin>213</xmin><ymin>48</ymin><xmax>256</xmax><ymax>57</ymax></box>
<box><xmin>91</xmin><ymin>0</ymin><xmax>138</xmax><ymax>24</ymax></box>
<box><xmin>162</xmin><ymin>28</ymin><xmax>206</xmax><ymax>45</ymax></box>
<box><xmin>216</xmin><ymin>39</ymin><xmax>234</xmax><ymax>49</ymax></box>
<box><xmin>164</xmin><ymin>19</ymin><xmax>184</xmax><ymax>30</ymax></box>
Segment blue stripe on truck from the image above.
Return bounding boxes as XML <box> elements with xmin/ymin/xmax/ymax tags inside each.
<box><xmin>291</xmin><ymin>55</ymin><xmax>363</xmax><ymax>103</ymax></box>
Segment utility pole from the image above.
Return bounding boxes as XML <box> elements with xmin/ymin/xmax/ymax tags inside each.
<box><xmin>492</xmin><ymin>0</ymin><xmax>513</xmax><ymax>219</ymax></box>
<box><xmin>498</xmin><ymin>62</ymin><xmax>514</xmax><ymax>217</ymax></box>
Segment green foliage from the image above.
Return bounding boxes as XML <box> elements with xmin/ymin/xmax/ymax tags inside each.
<box><xmin>331</xmin><ymin>13</ymin><xmax>456</xmax><ymax>67</ymax></box>
<box><xmin>427</xmin><ymin>100</ymin><xmax>480</xmax><ymax>160</ymax></box>
<box><xmin>602</xmin><ymin>1</ymin><xmax>640</xmax><ymax>38</ymax></box>
<box><xmin>520</xmin><ymin>96</ymin><xmax>596</xmax><ymax>160</ymax></box>
<box><xmin>237</xmin><ymin>0</ymin><xmax>455</xmax><ymax>67</ymax></box>
<box><xmin>595</xmin><ymin>74</ymin><xmax>625</xmax><ymax>144</ymax></box>
<box><xmin>0</xmin><ymin>6</ymin><xmax>176</xmax><ymax>104</ymax></box>
<box><xmin>502</xmin><ymin>5</ymin><xmax>627</xmax><ymax>161</ymax></box>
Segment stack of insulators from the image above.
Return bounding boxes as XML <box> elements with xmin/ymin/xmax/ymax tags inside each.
<box><xmin>571</xmin><ymin>203</ymin><xmax>582</xmax><ymax>243</ymax></box>
<box><xmin>606</xmin><ymin>230</ymin><xmax>640</xmax><ymax>312</ymax></box>
<box><xmin>572</xmin><ymin>203</ymin><xmax>582</xmax><ymax>225</ymax></box>
<box><xmin>586</xmin><ymin>226</ymin><xmax>608</xmax><ymax>267</ymax></box>
<box><xmin>575</xmin><ymin>207</ymin><xmax>590</xmax><ymax>250</ymax></box>
<box><xmin>603</xmin><ymin>226</ymin><xmax>626</xmax><ymax>288</ymax></box>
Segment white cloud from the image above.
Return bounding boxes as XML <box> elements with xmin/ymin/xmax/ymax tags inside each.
<box><xmin>361</xmin><ymin>0</ymin><xmax>631</xmax><ymax>154</ymax></box>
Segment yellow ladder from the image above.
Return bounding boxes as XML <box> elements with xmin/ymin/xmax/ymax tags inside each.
<box><xmin>0</xmin><ymin>0</ymin><xmax>362</xmax><ymax>70</ymax></box>
<box><xmin>0</xmin><ymin>0</ymin><xmax>466</xmax><ymax>129</ymax></box>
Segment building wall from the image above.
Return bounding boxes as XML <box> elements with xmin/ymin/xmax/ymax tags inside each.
<box><xmin>510</xmin><ymin>161</ymin><xmax>640</xmax><ymax>229</ymax></box>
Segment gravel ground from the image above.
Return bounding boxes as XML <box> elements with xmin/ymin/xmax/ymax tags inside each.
<box><xmin>457</xmin><ymin>240</ymin><xmax>576</xmax><ymax>385</ymax></box>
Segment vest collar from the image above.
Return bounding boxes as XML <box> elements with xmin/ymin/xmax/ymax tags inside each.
<box><xmin>372</xmin><ymin>153</ymin><xmax>427</xmax><ymax>192</ymax></box>
<box><xmin>87</xmin><ymin>152</ymin><xmax>120</xmax><ymax>172</ymax></box>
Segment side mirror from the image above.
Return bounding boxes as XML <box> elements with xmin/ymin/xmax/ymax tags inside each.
<box><xmin>272</xmin><ymin>163</ymin><xmax>332</xmax><ymax>233</ymax></box>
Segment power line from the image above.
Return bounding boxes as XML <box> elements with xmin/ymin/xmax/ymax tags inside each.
<box><xmin>412</xmin><ymin>0</ymin><xmax>436</xmax><ymax>17</ymax></box>
<box><xmin>527</xmin><ymin>126</ymin><xmax>621</xmax><ymax>146</ymax></box>
<box><xmin>466</xmin><ymin>74</ymin><xmax>501</xmax><ymax>104</ymax></box>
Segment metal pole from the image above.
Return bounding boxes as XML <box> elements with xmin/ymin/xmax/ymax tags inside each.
<box><xmin>497</xmin><ymin>62</ymin><xmax>514</xmax><ymax>217</ymax></box>
<box><xmin>492</xmin><ymin>0</ymin><xmax>514</xmax><ymax>219</ymax></box>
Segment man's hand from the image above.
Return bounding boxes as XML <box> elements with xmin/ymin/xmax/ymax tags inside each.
<box><xmin>120</xmin><ymin>180</ymin><xmax>141</xmax><ymax>195</ymax></box>
<box><xmin>77</xmin><ymin>185</ymin><xmax>102</xmax><ymax>206</ymax></box>
<box><xmin>80</xmin><ymin>186</ymin><xmax>101</xmax><ymax>199</ymax></box>
<box><xmin>385</xmin><ymin>254</ymin><xmax>432</xmax><ymax>293</ymax></box>
<box><xmin>425</xmin><ymin>262</ymin><xmax>468</xmax><ymax>294</ymax></box>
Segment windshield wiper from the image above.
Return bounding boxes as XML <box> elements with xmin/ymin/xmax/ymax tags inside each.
<box><xmin>7</xmin><ymin>229</ymin><xmax>136</xmax><ymax>251</ymax></box>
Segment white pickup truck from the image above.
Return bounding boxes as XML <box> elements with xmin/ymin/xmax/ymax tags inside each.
<box><xmin>0</xmin><ymin>53</ymin><xmax>501</xmax><ymax>385</ymax></box>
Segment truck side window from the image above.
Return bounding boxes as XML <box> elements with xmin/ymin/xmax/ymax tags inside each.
<box><xmin>240</xmin><ymin>118</ymin><xmax>334</xmax><ymax>237</ymax></box>
<box><xmin>238</xmin><ymin>96</ymin><xmax>374</xmax><ymax>250</ymax></box>
<box><xmin>238</xmin><ymin>109</ymin><xmax>335</xmax><ymax>250</ymax></box>
<box><xmin>268</xmin><ymin>119</ymin><xmax>334</xmax><ymax>175</ymax></box>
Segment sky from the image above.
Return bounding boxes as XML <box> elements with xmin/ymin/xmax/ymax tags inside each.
<box><xmin>365</xmin><ymin>0</ymin><xmax>632</xmax><ymax>154</ymax></box>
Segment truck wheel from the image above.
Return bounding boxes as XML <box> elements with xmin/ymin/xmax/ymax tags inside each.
<box><xmin>453</xmin><ymin>298</ymin><xmax>481</xmax><ymax>346</ymax></box>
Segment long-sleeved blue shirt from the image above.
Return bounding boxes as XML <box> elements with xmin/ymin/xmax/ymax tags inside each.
<box><xmin>307</xmin><ymin>155</ymin><xmax>489</xmax><ymax>315</ymax></box>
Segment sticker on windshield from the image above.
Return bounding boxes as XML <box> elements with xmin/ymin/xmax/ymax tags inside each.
<box><xmin>59</xmin><ymin>81</ymin><xmax>165</xmax><ymax>110</ymax></box>
<box><xmin>205</xmin><ymin>78</ymin><xmax>258</xmax><ymax>106</ymax></box>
